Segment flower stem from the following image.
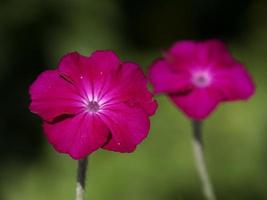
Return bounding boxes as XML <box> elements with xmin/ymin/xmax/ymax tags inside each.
<box><xmin>76</xmin><ymin>157</ymin><xmax>89</xmax><ymax>200</ymax></box>
<box><xmin>191</xmin><ymin>120</ymin><xmax>217</xmax><ymax>200</ymax></box>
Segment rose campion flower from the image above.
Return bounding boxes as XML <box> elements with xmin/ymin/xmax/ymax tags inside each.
<box><xmin>29</xmin><ymin>50</ymin><xmax>157</xmax><ymax>159</ymax></box>
<box><xmin>149</xmin><ymin>40</ymin><xmax>255</xmax><ymax>120</ymax></box>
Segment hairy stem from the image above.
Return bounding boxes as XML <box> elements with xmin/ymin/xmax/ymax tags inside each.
<box><xmin>191</xmin><ymin>120</ymin><xmax>217</xmax><ymax>200</ymax></box>
<box><xmin>76</xmin><ymin>157</ymin><xmax>88</xmax><ymax>200</ymax></box>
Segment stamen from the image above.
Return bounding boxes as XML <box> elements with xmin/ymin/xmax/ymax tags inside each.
<box><xmin>192</xmin><ymin>71</ymin><xmax>212</xmax><ymax>88</ymax></box>
<box><xmin>87</xmin><ymin>101</ymin><xmax>100</xmax><ymax>112</ymax></box>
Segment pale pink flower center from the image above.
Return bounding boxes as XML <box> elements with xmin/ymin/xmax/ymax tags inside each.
<box><xmin>192</xmin><ymin>71</ymin><xmax>212</xmax><ymax>88</ymax></box>
<box><xmin>87</xmin><ymin>100</ymin><xmax>100</xmax><ymax>113</ymax></box>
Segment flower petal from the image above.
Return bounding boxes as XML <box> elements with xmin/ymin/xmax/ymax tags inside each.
<box><xmin>43</xmin><ymin>113</ymin><xmax>109</xmax><ymax>159</ymax></box>
<box><xmin>58</xmin><ymin>51</ymin><xmax>121</xmax><ymax>101</ymax></box>
<box><xmin>99</xmin><ymin>104</ymin><xmax>150</xmax><ymax>153</ymax></box>
<box><xmin>29</xmin><ymin>70</ymin><xmax>84</xmax><ymax>122</ymax></box>
<box><xmin>89</xmin><ymin>50</ymin><xmax>121</xmax><ymax>72</ymax></box>
<box><xmin>148</xmin><ymin>59</ymin><xmax>192</xmax><ymax>94</ymax></box>
<box><xmin>196</xmin><ymin>39</ymin><xmax>236</xmax><ymax>67</ymax></box>
<box><xmin>170</xmin><ymin>88</ymin><xmax>222</xmax><ymax>120</ymax></box>
<box><xmin>89</xmin><ymin>51</ymin><xmax>122</xmax><ymax>102</ymax></box>
<box><xmin>100</xmin><ymin>61</ymin><xmax>157</xmax><ymax>116</ymax></box>
<box><xmin>57</xmin><ymin>52</ymin><xmax>94</xmax><ymax>99</ymax></box>
<box><xmin>165</xmin><ymin>39</ymin><xmax>236</xmax><ymax>70</ymax></box>
<box><xmin>166</xmin><ymin>40</ymin><xmax>198</xmax><ymax>69</ymax></box>
<box><xmin>213</xmin><ymin>63</ymin><xmax>255</xmax><ymax>100</ymax></box>
<box><xmin>118</xmin><ymin>62</ymin><xmax>157</xmax><ymax>116</ymax></box>
<box><xmin>58</xmin><ymin>51</ymin><xmax>121</xmax><ymax>79</ymax></box>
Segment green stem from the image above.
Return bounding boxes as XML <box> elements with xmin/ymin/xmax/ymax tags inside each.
<box><xmin>76</xmin><ymin>157</ymin><xmax>89</xmax><ymax>200</ymax></box>
<box><xmin>191</xmin><ymin>120</ymin><xmax>217</xmax><ymax>200</ymax></box>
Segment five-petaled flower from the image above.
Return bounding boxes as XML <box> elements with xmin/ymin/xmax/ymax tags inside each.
<box><xmin>149</xmin><ymin>39</ymin><xmax>255</xmax><ymax>120</ymax></box>
<box><xmin>29</xmin><ymin>50</ymin><xmax>157</xmax><ymax>159</ymax></box>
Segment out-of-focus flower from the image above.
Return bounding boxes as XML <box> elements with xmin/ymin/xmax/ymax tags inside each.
<box><xmin>149</xmin><ymin>39</ymin><xmax>255</xmax><ymax>120</ymax></box>
<box><xmin>29</xmin><ymin>50</ymin><xmax>157</xmax><ymax>159</ymax></box>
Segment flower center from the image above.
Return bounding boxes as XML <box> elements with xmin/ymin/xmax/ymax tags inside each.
<box><xmin>87</xmin><ymin>101</ymin><xmax>100</xmax><ymax>113</ymax></box>
<box><xmin>192</xmin><ymin>71</ymin><xmax>212</xmax><ymax>88</ymax></box>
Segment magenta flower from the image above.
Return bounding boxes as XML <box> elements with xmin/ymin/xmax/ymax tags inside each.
<box><xmin>149</xmin><ymin>39</ymin><xmax>255</xmax><ymax>120</ymax></box>
<box><xmin>29</xmin><ymin>50</ymin><xmax>157</xmax><ymax>159</ymax></box>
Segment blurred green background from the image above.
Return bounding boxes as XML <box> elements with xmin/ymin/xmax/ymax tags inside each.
<box><xmin>0</xmin><ymin>0</ymin><xmax>266</xmax><ymax>199</ymax></box>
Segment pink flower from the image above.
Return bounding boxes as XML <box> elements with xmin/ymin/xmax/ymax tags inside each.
<box><xmin>149</xmin><ymin>39</ymin><xmax>255</xmax><ymax>120</ymax></box>
<box><xmin>29</xmin><ymin>50</ymin><xmax>157</xmax><ymax>159</ymax></box>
